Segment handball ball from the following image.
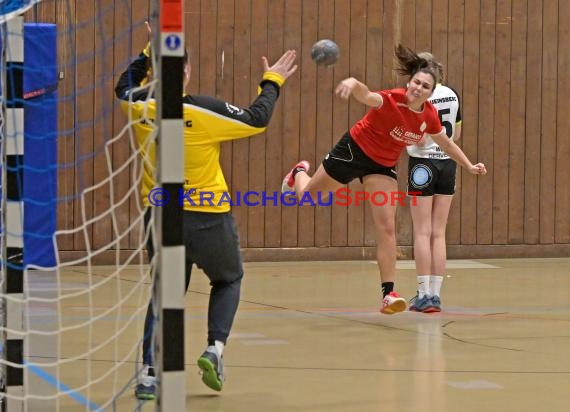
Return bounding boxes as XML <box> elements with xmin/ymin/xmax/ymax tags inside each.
<box><xmin>311</xmin><ymin>39</ymin><xmax>339</xmax><ymax>66</ymax></box>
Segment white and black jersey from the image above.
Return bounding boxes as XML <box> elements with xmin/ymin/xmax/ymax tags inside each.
<box><xmin>406</xmin><ymin>84</ymin><xmax>462</xmax><ymax>159</ymax></box>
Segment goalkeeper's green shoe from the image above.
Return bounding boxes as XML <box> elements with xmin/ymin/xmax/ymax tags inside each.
<box><xmin>197</xmin><ymin>346</ymin><xmax>224</xmax><ymax>391</ymax></box>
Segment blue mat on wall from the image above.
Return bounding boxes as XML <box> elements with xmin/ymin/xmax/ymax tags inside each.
<box><xmin>23</xmin><ymin>23</ymin><xmax>57</xmax><ymax>268</ymax></box>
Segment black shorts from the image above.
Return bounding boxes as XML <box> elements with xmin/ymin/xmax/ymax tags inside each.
<box><xmin>322</xmin><ymin>132</ymin><xmax>397</xmax><ymax>184</ymax></box>
<box><xmin>407</xmin><ymin>157</ymin><xmax>457</xmax><ymax>196</ymax></box>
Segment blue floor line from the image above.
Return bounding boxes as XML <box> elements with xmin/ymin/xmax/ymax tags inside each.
<box><xmin>25</xmin><ymin>362</ymin><xmax>102</xmax><ymax>411</ymax></box>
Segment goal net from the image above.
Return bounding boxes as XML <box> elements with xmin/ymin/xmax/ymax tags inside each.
<box><xmin>0</xmin><ymin>1</ymin><xmax>166</xmax><ymax>410</ymax></box>
<box><xmin>0</xmin><ymin>1</ymin><xmax>42</xmax><ymax>25</ymax></box>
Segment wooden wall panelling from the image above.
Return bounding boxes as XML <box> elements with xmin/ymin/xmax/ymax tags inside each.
<box><xmin>126</xmin><ymin>1</ymin><xmax>151</xmax><ymax>251</ymax></box>
<box><xmin>400</xmin><ymin>0</ymin><xmax>415</xmax><ymax>50</ymax></box>
<box><xmin>313</xmin><ymin>0</ymin><xmax>335</xmax><ymax>247</ymax></box>
<box><xmin>198</xmin><ymin>0</ymin><xmax>217</xmax><ymax>96</ymax></box>
<box><xmin>113</xmin><ymin>0</ymin><xmax>134</xmax><ymax>251</ymax></box>
<box><xmin>247</xmin><ymin>0</ymin><xmax>269</xmax><ymax>248</ymax></box>
<box><xmin>185</xmin><ymin>0</ymin><xmax>201</xmax><ymax>93</ymax></box>
<box><xmin>216</xmin><ymin>0</ymin><xmax>236</xmax><ymax>243</ymax></box>
<box><xmin>507</xmin><ymin>0</ymin><xmax>528</xmax><ymax>244</ymax></box>
<box><xmin>460</xmin><ymin>0</ymin><xmax>480</xmax><ymax>245</ymax></box>
<box><xmin>555</xmin><ymin>0</ymin><xmax>570</xmax><ymax>243</ymax></box>
<box><xmin>330</xmin><ymin>0</ymin><xmax>351</xmax><ymax>248</ymax></box>
<box><xmin>31</xmin><ymin>1</ymin><xmax>70</xmax><ymax>252</ymax></box>
<box><xmin>539</xmin><ymin>0</ymin><xmax>558</xmax><ymax>244</ymax></box>
<box><xmin>524</xmin><ymin>0</ymin><xmax>542</xmax><ymax>243</ymax></box>
<box><xmin>475</xmin><ymin>0</ymin><xmax>495</xmax><ymax>245</ymax></box>
<box><xmin>113</xmin><ymin>2</ymin><xmax>134</xmax><ymax>249</ymax></box>
<box><xmin>415</xmin><ymin>0</ymin><xmax>432</xmax><ymax>52</ymax></box>
<box><xmin>431</xmin><ymin>0</ymin><xmax>448</xmax><ymax>63</ymax></box>
<box><xmin>19</xmin><ymin>1</ymin><xmax>570</xmax><ymax>261</ymax></box>
<box><xmin>492</xmin><ymin>0</ymin><xmax>513</xmax><ymax>245</ymax></box>
<box><xmin>385</xmin><ymin>0</ymin><xmax>408</xmax><ymax>248</ymax></box>
<box><xmin>507</xmin><ymin>0</ymin><xmax>527</xmax><ymax>244</ymax></box>
<box><xmin>296</xmin><ymin>0</ymin><xmax>318</xmax><ymax>248</ymax></box>
<box><xmin>394</xmin><ymin>0</ymin><xmax>417</xmax><ymax>251</ymax></box>
<box><xmin>280</xmin><ymin>0</ymin><xmax>302</xmax><ymax>248</ymax></box>
<box><xmin>346</xmin><ymin>0</ymin><xmax>368</xmax><ymax>248</ymax></box>
<box><xmin>54</xmin><ymin>1</ymin><xmax>76</xmax><ymax>252</ymax></box>
<box><xmin>92</xmin><ymin>0</ymin><xmax>114</xmax><ymax>252</ymax></box>
<box><xmin>264</xmin><ymin>0</ymin><xmax>285</xmax><ymax>247</ymax></box>
<box><xmin>231</xmin><ymin>0</ymin><xmax>253</xmax><ymax>247</ymax></box>
<box><xmin>73</xmin><ymin>1</ymin><xmax>95</xmax><ymax>253</ymax></box>
<box><xmin>363</xmin><ymin>0</ymin><xmax>384</xmax><ymax>249</ymax></box>
<box><xmin>445</xmin><ymin>0</ymin><xmax>465</xmax><ymax>246</ymax></box>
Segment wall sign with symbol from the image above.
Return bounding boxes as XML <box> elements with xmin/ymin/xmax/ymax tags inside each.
<box><xmin>165</xmin><ymin>34</ymin><xmax>181</xmax><ymax>50</ymax></box>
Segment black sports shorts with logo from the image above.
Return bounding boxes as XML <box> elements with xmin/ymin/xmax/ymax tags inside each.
<box><xmin>322</xmin><ymin>131</ymin><xmax>397</xmax><ymax>184</ymax></box>
<box><xmin>407</xmin><ymin>156</ymin><xmax>457</xmax><ymax>196</ymax></box>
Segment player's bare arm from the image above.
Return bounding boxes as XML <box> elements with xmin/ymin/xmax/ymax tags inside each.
<box><xmin>431</xmin><ymin>131</ymin><xmax>486</xmax><ymax>175</ymax></box>
<box><xmin>335</xmin><ymin>77</ymin><xmax>383</xmax><ymax>107</ymax></box>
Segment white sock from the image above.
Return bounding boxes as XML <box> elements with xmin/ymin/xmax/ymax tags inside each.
<box><xmin>430</xmin><ymin>275</ymin><xmax>444</xmax><ymax>297</ymax></box>
<box><xmin>417</xmin><ymin>275</ymin><xmax>430</xmax><ymax>298</ymax></box>
<box><xmin>214</xmin><ymin>340</ymin><xmax>225</xmax><ymax>356</ymax></box>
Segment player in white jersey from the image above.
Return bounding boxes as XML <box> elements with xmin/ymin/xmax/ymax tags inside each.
<box><xmin>406</xmin><ymin>53</ymin><xmax>462</xmax><ymax>313</ymax></box>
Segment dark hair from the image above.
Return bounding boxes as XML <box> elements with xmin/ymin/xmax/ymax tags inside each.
<box><xmin>417</xmin><ymin>51</ymin><xmax>444</xmax><ymax>84</ymax></box>
<box><xmin>394</xmin><ymin>44</ymin><xmax>439</xmax><ymax>88</ymax></box>
<box><xmin>145</xmin><ymin>49</ymin><xmax>190</xmax><ymax>77</ymax></box>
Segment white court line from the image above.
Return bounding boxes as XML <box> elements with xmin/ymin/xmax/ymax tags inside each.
<box><xmin>446</xmin><ymin>380</ymin><xmax>504</xmax><ymax>389</ymax></box>
<box><xmin>391</xmin><ymin>260</ymin><xmax>500</xmax><ymax>269</ymax></box>
<box><xmin>239</xmin><ymin>339</ymin><xmax>289</xmax><ymax>346</ymax></box>
<box><xmin>231</xmin><ymin>332</ymin><xmax>266</xmax><ymax>339</ymax></box>
<box><xmin>232</xmin><ymin>332</ymin><xmax>289</xmax><ymax>345</ymax></box>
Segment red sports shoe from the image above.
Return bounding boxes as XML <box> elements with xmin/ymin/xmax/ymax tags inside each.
<box><xmin>281</xmin><ymin>161</ymin><xmax>310</xmax><ymax>193</ymax></box>
<box><xmin>380</xmin><ymin>291</ymin><xmax>407</xmax><ymax>314</ymax></box>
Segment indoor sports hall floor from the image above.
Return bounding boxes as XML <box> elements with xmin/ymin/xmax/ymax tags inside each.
<box><xmin>26</xmin><ymin>258</ymin><xmax>570</xmax><ymax>411</ymax></box>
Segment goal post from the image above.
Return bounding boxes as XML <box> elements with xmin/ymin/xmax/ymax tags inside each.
<box><xmin>151</xmin><ymin>0</ymin><xmax>187</xmax><ymax>410</ymax></box>
<box><xmin>2</xmin><ymin>14</ymin><xmax>26</xmax><ymax>412</ymax></box>
<box><xmin>0</xmin><ymin>1</ymin><xmax>188</xmax><ymax>410</ymax></box>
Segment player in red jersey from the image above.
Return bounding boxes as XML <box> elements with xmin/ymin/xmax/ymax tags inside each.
<box><xmin>282</xmin><ymin>44</ymin><xmax>486</xmax><ymax>315</ymax></box>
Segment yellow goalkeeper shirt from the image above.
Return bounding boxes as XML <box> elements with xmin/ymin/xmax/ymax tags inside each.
<box><xmin>115</xmin><ymin>50</ymin><xmax>285</xmax><ymax>213</ymax></box>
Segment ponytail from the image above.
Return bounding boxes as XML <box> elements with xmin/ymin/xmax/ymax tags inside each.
<box><xmin>394</xmin><ymin>44</ymin><xmax>439</xmax><ymax>87</ymax></box>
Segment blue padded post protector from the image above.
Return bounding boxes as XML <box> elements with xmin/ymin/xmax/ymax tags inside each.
<box><xmin>23</xmin><ymin>23</ymin><xmax>57</xmax><ymax>267</ymax></box>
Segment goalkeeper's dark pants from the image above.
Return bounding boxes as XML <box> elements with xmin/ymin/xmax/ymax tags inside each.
<box><xmin>142</xmin><ymin>208</ymin><xmax>244</xmax><ymax>366</ymax></box>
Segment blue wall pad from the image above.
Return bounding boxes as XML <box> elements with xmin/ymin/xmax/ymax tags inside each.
<box><xmin>23</xmin><ymin>23</ymin><xmax>57</xmax><ymax>267</ymax></box>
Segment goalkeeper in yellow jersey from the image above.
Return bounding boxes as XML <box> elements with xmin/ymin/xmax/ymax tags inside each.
<box><xmin>115</xmin><ymin>35</ymin><xmax>297</xmax><ymax>399</ymax></box>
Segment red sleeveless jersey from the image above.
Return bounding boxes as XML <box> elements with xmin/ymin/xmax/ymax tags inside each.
<box><xmin>350</xmin><ymin>88</ymin><xmax>444</xmax><ymax>167</ymax></box>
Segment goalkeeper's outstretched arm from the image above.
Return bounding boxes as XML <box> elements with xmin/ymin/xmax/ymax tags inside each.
<box><xmin>115</xmin><ymin>45</ymin><xmax>152</xmax><ymax>102</ymax></box>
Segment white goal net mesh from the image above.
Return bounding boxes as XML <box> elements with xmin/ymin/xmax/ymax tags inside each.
<box><xmin>0</xmin><ymin>1</ymin><xmax>159</xmax><ymax>410</ymax></box>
